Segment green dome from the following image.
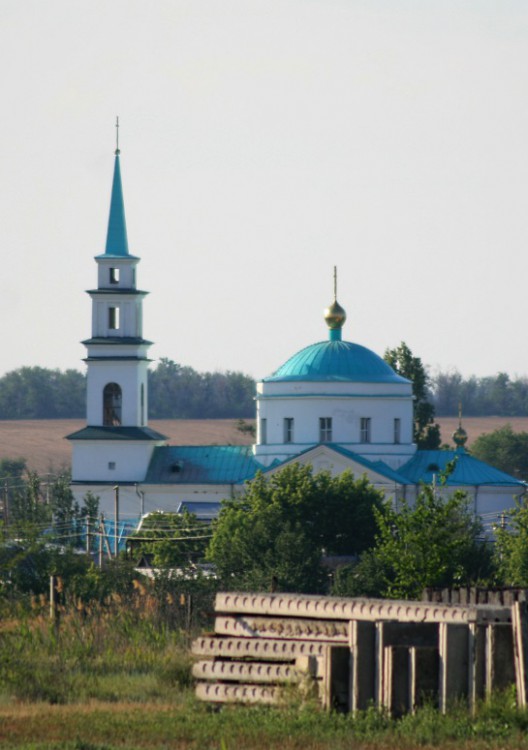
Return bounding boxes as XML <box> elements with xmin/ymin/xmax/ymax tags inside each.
<box><xmin>264</xmin><ymin>340</ymin><xmax>410</xmax><ymax>384</ymax></box>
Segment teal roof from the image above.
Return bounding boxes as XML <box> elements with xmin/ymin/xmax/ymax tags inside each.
<box><xmin>103</xmin><ymin>153</ymin><xmax>129</xmax><ymax>257</ymax></box>
<box><xmin>264</xmin><ymin>340</ymin><xmax>410</xmax><ymax>384</ymax></box>
<box><xmin>145</xmin><ymin>445</ymin><xmax>263</xmax><ymax>485</ymax></box>
<box><xmin>271</xmin><ymin>443</ymin><xmax>413</xmax><ymax>485</ymax></box>
<box><xmin>66</xmin><ymin>426</ymin><xmax>167</xmax><ymax>441</ymax></box>
<box><xmin>177</xmin><ymin>501</ymin><xmax>222</xmax><ymax>520</ymax></box>
<box><xmin>399</xmin><ymin>448</ymin><xmax>525</xmax><ymax>487</ymax></box>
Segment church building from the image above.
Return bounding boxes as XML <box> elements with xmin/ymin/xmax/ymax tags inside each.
<box><xmin>68</xmin><ymin>144</ymin><xmax>526</xmax><ymax>532</ymax></box>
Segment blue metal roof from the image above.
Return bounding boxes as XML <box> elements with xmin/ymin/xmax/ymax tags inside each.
<box><xmin>66</xmin><ymin>426</ymin><xmax>167</xmax><ymax>441</ymax></box>
<box><xmin>270</xmin><ymin>443</ymin><xmax>413</xmax><ymax>485</ymax></box>
<box><xmin>177</xmin><ymin>501</ymin><xmax>222</xmax><ymax>520</ymax></box>
<box><xmin>399</xmin><ymin>448</ymin><xmax>525</xmax><ymax>487</ymax></box>
<box><xmin>104</xmin><ymin>153</ymin><xmax>129</xmax><ymax>257</ymax></box>
<box><xmin>264</xmin><ymin>340</ymin><xmax>410</xmax><ymax>384</ymax></box>
<box><xmin>145</xmin><ymin>445</ymin><xmax>263</xmax><ymax>485</ymax></box>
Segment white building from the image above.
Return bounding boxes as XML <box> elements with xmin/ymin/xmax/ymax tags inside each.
<box><xmin>68</xmin><ymin>146</ymin><xmax>526</xmax><ymax>531</ymax></box>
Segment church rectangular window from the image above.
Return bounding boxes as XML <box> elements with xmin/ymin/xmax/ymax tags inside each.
<box><xmin>108</xmin><ymin>461</ymin><xmax>116</xmax><ymax>470</ymax></box>
<box><xmin>284</xmin><ymin>417</ymin><xmax>294</xmax><ymax>444</ymax></box>
<box><xmin>109</xmin><ymin>268</ymin><xmax>119</xmax><ymax>284</ymax></box>
<box><xmin>319</xmin><ymin>417</ymin><xmax>332</xmax><ymax>443</ymax></box>
<box><xmin>394</xmin><ymin>418</ymin><xmax>401</xmax><ymax>444</ymax></box>
<box><xmin>108</xmin><ymin>306</ymin><xmax>120</xmax><ymax>330</ymax></box>
<box><xmin>360</xmin><ymin>417</ymin><xmax>371</xmax><ymax>443</ymax></box>
<box><xmin>260</xmin><ymin>418</ymin><xmax>267</xmax><ymax>445</ymax></box>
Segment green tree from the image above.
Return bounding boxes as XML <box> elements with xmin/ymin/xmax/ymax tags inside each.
<box><xmin>130</xmin><ymin>510</ymin><xmax>210</xmax><ymax>568</ymax></box>
<box><xmin>471</xmin><ymin>425</ymin><xmax>528</xmax><ymax>480</ymax></box>
<box><xmin>207</xmin><ymin>464</ymin><xmax>384</xmax><ymax>594</ymax></box>
<box><xmin>10</xmin><ymin>471</ymin><xmax>50</xmax><ymax>539</ymax></box>
<box><xmin>49</xmin><ymin>474</ymin><xmax>82</xmax><ymax>547</ymax></box>
<box><xmin>0</xmin><ymin>367</ymin><xmax>85</xmax><ymax>419</ymax></box>
<box><xmin>148</xmin><ymin>358</ymin><xmax>255</xmax><ymax>418</ymax></box>
<box><xmin>81</xmin><ymin>491</ymin><xmax>100</xmax><ymax>552</ymax></box>
<box><xmin>494</xmin><ymin>499</ymin><xmax>528</xmax><ymax>586</ymax></box>
<box><xmin>384</xmin><ymin>342</ymin><xmax>441</xmax><ymax>448</ymax></box>
<box><xmin>336</xmin><ymin>483</ymin><xmax>491</xmax><ymax>600</ymax></box>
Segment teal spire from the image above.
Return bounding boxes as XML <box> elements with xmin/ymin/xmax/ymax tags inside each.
<box><xmin>104</xmin><ymin>118</ymin><xmax>129</xmax><ymax>256</ymax></box>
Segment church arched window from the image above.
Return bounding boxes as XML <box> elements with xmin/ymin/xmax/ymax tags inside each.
<box><xmin>103</xmin><ymin>383</ymin><xmax>122</xmax><ymax>426</ymax></box>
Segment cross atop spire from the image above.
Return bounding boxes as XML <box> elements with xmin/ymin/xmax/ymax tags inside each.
<box><xmin>105</xmin><ymin>118</ymin><xmax>129</xmax><ymax>256</ymax></box>
<box><xmin>324</xmin><ymin>266</ymin><xmax>346</xmax><ymax>341</ymax></box>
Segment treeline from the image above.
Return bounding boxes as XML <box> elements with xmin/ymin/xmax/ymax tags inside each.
<box><xmin>2</xmin><ymin>362</ymin><xmax>528</xmax><ymax>420</ymax></box>
<box><xmin>0</xmin><ymin>360</ymin><xmax>255</xmax><ymax>419</ymax></box>
<box><xmin>431</xmin><ymin>371</ymin><xmax>528</xmax><ymax>416</ymax></box>
<box><xmin>148</xmin><ymin>358</ymin><xmax>254</xmax><ymax>419</ymax></box>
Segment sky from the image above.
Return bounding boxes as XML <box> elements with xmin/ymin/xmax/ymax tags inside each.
<box><xmin>1</xmin><ymin>0</ymin><xmax>528</xmax><ymax>382</ymax></box>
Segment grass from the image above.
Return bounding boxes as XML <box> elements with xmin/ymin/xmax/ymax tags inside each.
<box><xmin>3</xmin><ymin>599</ymin><xmax>528</xmax><ymax>749</ymax></box>
<box><xmin>3</xmin><ymin>696</ymin><xmax>528</xmax><ymax>750</ymax></box>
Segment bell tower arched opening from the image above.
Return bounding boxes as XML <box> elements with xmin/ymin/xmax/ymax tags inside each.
<box><xmin>103</xmin><ymin>383</ymin><xmax>122</xmax><ymax>426</ymax></box>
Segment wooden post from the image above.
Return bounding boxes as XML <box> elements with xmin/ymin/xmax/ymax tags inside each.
<box><xmin>486</xmin><ymin>623</ymin><xmax>515</xmax><ymax>696</ymax></box>
<box><xmin>86</xmin><ymin>515</ymin><xmax>91</xmax><ymax>554</ymax></box>
<box><xmin>349</xmin><ymin>620</ymin><xmax>376</xmax><ymax>712</ymax></box>
<box><xmin>439</xmin><ymin>623</ymin><xmax>469</xmax><ymax>712</ymax></box>
<box><xmin>468</xmin><ymin>623</ymin><xmax>486</xmax><ymax>712</ymax></box>
<box><xmin>98</xmin><ymin>513</ymin><xmax>105</xmax><ymax>567</ymax></box>
<box><xmin>513</xmin><ymin>601</ymin><xmax>528</xmax><ymax>707</ymax></box>
<box><xmin>3</xmin><ymin>480</ymin><xmax>8</xmax><ymax>527</ymax></box>
<box><xmin>114</xmin><ymin>485</ymin><xmax>119</xmax><ymax>558</ymax></box>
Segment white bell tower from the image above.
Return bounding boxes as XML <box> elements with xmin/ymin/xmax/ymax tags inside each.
<box><xmin>68</xmin><ymin>122</ymin><xmax>166</xmax><ymax>490</ymax></box>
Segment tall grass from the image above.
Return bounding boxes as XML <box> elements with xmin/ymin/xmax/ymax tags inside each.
<box><xmin>0</xmin><ymin>589</ymin><xmax>195</xmax><ymax>704</ymax></box>
<box><xmin>4</xmin><ymin>592</ymin><xmax>528</xmax><ymax>748</ymax></box>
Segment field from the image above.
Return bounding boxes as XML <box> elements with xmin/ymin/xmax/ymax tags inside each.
<box><xmin>1</xmin><ymin>416</ymin><xmax>527</xmax><ymax>475</ymax></box>
<box><xmin>1</xmin><ymin>597</ymin><xmax>528</xmax><ymax>750</ymax></box>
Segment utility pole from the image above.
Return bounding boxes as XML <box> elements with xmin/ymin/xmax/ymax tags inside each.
<box><xmin>99</xmin><ymin>513</ymin><xmax>105</xmax><ymax>568</ymax></box>
<box><xmin>3</xmin><ymin>480</ymin><xmax>8</xmax><ymax>529</ymax></box>
<box><xmin>114</xmin><ymin>485</ymin><xmax>119</xmax><ymax>558</ymax></box>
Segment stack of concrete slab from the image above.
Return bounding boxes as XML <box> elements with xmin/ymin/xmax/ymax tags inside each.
<box><xmin>192</xmin><ymin>592</ymin><xmax>528</xmax><ymax>714</ymax></box>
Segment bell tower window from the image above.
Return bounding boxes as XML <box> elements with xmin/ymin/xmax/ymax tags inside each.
<box><xmin>103</xmin><ymin>383</ymin><xmax>122</xmax><ymax>426</ymax></box>
<box><xmin>108</xmin><ymin>306</ymin><xmax>120</xmax><ymax>330</ymax></box>
<box><xmin>109</xmin><ymin>267</ymin><xmax>120</xmax><ymax>284</ymax></box>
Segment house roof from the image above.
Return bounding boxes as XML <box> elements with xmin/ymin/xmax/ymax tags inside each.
<box><xmin>66</xmin><ymin>426</ymin><xmax>167</xmax><ymax>441</ymax></box>
<box><xmin>270</xmin><ymin>443</ymin><xmax>413</xmax><ymax>485</ymax></box>
<box><xmin>264</xmin><ymin>340</ymin><xmax>409</xmax><ymax>384</ymax></box>
<box><xmin>399</xmin><ymin>447</ymin><xmax>526</xmax><ymax>487</ymax></box>
<box><xmin>145</xmin><ymin>445</ymin><xmax>263</xmax><ymax>485</ymax></box>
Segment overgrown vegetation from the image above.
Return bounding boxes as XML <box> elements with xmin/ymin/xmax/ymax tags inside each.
<box><xmin>3</xmin><ymin>467</ymin><xmax>528</xmax><ymax>747</ymax></box>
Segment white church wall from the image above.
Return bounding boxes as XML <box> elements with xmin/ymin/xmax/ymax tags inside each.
<box><xmin>254</xmin><ymin>387</ymin><xmax>416</xmax><ymax>468</ymax></box>
<box><xmin>71</xmin><ymin>441</ymin><xmax>159</xmax><ymax>483</ymax></box>
<box><xmin>85</xmin><ymin>359</ymin><xmax>149</xmax><ymax>425</ymax></box>
<box><xmin>71</xmin><ymin>481</ymin><xmax>241</xmax><ymax>520</ymax></box>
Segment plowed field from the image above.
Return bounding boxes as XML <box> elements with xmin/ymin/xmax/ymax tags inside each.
<box><xmin>0</xmin><ymin>417</ymin><xmax>526</xmax><ymax>475</ymax></box>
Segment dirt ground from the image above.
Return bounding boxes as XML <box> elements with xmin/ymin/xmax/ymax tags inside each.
<box><xmin>0</xmin><ymin>416</ymin><xmax>526</xmax><ymax>475</ymax></box>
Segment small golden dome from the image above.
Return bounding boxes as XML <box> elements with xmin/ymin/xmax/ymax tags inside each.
<box><xmin>453</xmin><ymin>425</ymin><xmax>468</xmax><ymax>448</ymax></box>
<box><xmin>324</xmin><ymin>299</ymin><xmax>346</xmax><ymax>330</ymax></box>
